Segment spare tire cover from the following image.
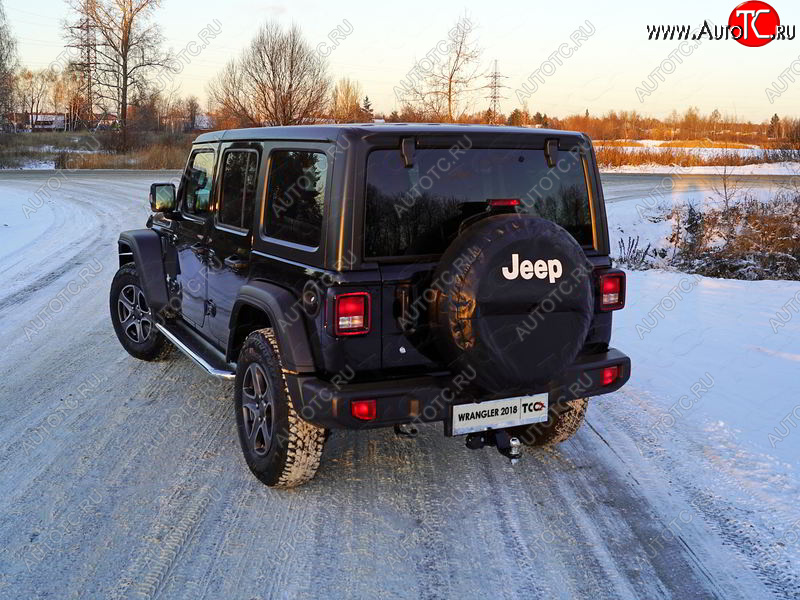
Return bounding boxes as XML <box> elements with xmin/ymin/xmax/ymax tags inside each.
<box><xmin>430</xmin><ymin>214</ymin><xmax>594</xmax><ymax>393</ymax></box>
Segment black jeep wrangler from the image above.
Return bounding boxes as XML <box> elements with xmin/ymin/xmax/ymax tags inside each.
<box><xmin>110</xmin><ymin>123</ymin><xmax>630</xmax><ymax>488</ymax></box>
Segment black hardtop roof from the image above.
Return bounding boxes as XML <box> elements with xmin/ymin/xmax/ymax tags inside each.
<box><xmin>193</xmin><ymin>123</ymin><xmax>585</xmax><ymax>144</ymax></box>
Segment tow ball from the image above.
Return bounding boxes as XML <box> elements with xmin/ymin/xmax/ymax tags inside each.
<box><xmin>465</xmin><ymin>430</ymin><xmax>522</xmax><ymax>464</ymax></box>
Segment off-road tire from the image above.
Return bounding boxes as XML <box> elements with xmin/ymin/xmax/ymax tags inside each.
<box><xmin>509</xmin><ymin>398</ymin><xmax>588</xmax><ymax>447</ymax></box>
<box><xmin>110</xmin><ymin>263</ymin><xmax>171</xmax><ymax>361</ymax></box>
<box><xmin>234</xmin><ymin>328</ymin><xmax>326</xmax><ymax>488</ymax></box>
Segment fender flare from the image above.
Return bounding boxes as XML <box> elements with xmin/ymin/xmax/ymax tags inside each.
<box><xmin>229</xmin><ymin>282</ymin><xmax>315</xmax><ymax>373</ymax></box>
<box><xmin>118</xmin><ymin>229</ymin><xmax>169</xmax><ymax>315</ymax></box>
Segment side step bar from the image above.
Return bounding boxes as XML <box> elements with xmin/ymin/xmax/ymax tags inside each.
<box><xmin>156</xmin><ymin>322</ymin><xmax>236</xmax><ymax>380</ymax></box>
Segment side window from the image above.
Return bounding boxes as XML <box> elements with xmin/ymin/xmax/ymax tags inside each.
<box><xmin>264</xmin><ymin>150</ymin><xmax>328</xmax><ymax>248</ymax></box>
<box><xmin>182</xmin><ymin>150</ymin><xmax>215</xmax><ymax>215</ymax></box>
<box><xmin>218</xmin><ymin>150</ymin><xmax>259</xmax><ymax>230</ymax></box>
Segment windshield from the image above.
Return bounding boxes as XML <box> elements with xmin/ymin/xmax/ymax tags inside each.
<box><xmin>364</xmin><ymin>147</ymin><xmax>593</xmax><ymax>258</ymax></box>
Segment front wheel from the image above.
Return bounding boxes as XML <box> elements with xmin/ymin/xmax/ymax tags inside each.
<box><xmin>234</xmin><ymin>328</ymin><xmax>327</xmax><ymax>488</ymax></box>
<box><xmin>508</xmin><ymin>398</ymin><xmax>588</xmax><ymax>447</ymax></box>
<box><xmin>110</xmin><ymin>264</ymin><xmax>170</xmax><ymax>361</ymax></box>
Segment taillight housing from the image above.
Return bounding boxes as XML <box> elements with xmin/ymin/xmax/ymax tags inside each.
<box><xmin>602</xmin><ymin>365</ymin><xmax>620</xmax><ymax>386</ymax></box>
<box><xmin>351</xmin><ymin>399</ymin><xmax>377</xmax><ymax>421</ymax></box>
<box><xmin>598</xmin><ymin>270</ymin><xmax>626</xmax><ymax>311</ymax></box>
<box><xmin>334</xmin><ymin>292</ymin><xmax>371</xmax><ymax>336</ymax></box>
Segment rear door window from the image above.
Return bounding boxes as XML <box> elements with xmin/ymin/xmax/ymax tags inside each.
<box><xmin>264</xmin><ymin>150</ymin><xmax>328</xmax><ymax>248</ymax></box>
<box><xmin>218</xmin><ymin>149</ymin><xmax>259</xmax><ymax>231</ymax></box>
<box><xmin>364</xmin><ymin>147</ymin><xmax>593</xmax><ymax>258</ymax></box>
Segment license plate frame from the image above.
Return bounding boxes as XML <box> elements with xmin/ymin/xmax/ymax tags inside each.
<box><xmin>449</xmin><ymin>394</ymin><xmax>549</xmax><ymax>436</ymax></box>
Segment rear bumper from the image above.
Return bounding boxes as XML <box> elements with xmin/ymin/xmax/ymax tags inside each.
<box><xmin>286</xmin><ymin>348</ymin><xmax>631</xmax><ymax>432</ymax></box>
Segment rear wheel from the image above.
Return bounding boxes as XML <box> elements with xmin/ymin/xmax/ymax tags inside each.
<box><xmin>110</xmin><ymin>263</ymin><xmax>170</xmax><ymax>361</ymax></box>
<box><xmin>234</xmin><ymin>329</ymin><xmax>327</xmax><ymax>488</ymax></box>
<box><xmin>509</xmin><ymin>398</ymin><xmax>588</xmax><ymax>447</ymax></box>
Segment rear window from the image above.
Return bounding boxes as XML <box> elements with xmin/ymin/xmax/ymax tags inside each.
<box><xmin>364</xmin><ymin>147</ymin><xmax>593</xmax><ymax>258</ymax></box>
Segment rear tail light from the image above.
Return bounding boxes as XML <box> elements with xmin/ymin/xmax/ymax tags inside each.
<box><xmin>488</xmin><ymin>198</ymin><xmax>521</xmax><ymax>208</ymax></box>
<box><xmin>598</xmin><ymin>270</ymin><xmax>626</xmax><ymax>311</ymax></box>
<box><xmin>602</xmin><ymin>365</ymin><xmax>620</xmax><ymax>386</ymax></box>
<box><xmin>351</xmin><ymin>399</ymin><xmax>376</xmax><ymax>420</ymax></box>
<box><xmin>334</xmin><ymin>292</ymin><xmax>371</xmax><ymax>336</ymax></box>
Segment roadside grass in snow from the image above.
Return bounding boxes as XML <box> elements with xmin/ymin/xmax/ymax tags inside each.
<box><xmin>56</xmin><ymin>145</ymin><xmax>187</xmax><ymax>170</ymax></box>
<box><xmin>596</xmin><ymin>146</ymin><xmax>766</xmax><ymax>168</ymax></box>
<box><xmin>0</xmin><ymin>131</ymin><xmax>98</xmax><ymax>151</ymax></box>
<box><xmin>595</xmin><ymin>140</ymin><xmax>645</xmax><ymax>147</ymax></box>
<box><xmin>613</xmin><ymin>189</ymin><xmax>800</xmax><ymax>281</ymax></box>
<box><xmin>1</xmin><ymin>131</ymin><xmax>193</xmax><ymax>169</ymax></box>
<box><xmin>658</xmin><ymin>139</ymin><xmax>754</xmax><ymax>149</ymax></box>
<box><xmin>0</xmin><ymin>132</ymin><xmax>104</xmax><ymax>169</ymax></box>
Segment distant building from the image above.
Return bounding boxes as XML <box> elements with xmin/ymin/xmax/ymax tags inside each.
<box><xmin>30</xmin><ymin>113</ymin><xmax>66</xmax><ymax>131</ymax></box>
<box><xmin>160</xmin><ymin>113</ymin><xmax>214</xmax><ymax>132</ymax></box>
<box><xmin>194</xmin><ymin>114</ymin><xmax>213</xmax><ymax>130</ymax></box>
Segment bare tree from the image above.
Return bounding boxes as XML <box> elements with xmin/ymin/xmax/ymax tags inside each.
<box><xmin>64</xmin><ymin>0</ymin><xmax>170</xmax><ymax>146</ymax></box>
<box><xmin>0</xmin><ymin>0</ymin><xmax>18</xmax><ymax>123</ymax></box>
<box><xmin>401</xmin><ymin>16</ymin><xmax>483</xmax><ymax>122</ymax></box>
<box><xmin>331</xmin><ymin>77</ymin><xmax>363</xmax><ymax>123</ymax></box>
<box><xmin>711</xmin><ymin>162</ymin><xmax>742</xmax><ymax>245</ymax></box>
<box><xmin>18</xmin><ymin>70</ymin><xmax>51</xmax><ymax>130</ymax></box>
<box><xmin>60</xmin><ymin>68</ymin><xmax>86</xmax><ymax>130</ymax></box>
<box><xmin>208</xmin><ymin>21</ymin><xmax>329</xmax><ymax>127</ymax></box>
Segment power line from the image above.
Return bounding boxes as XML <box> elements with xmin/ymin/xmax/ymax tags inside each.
<box><xmin>485</xmin><ymin>60</ymin><xmax>508</xmax><ymax>125</ymax></box>
<box><xmin>65</xmin><ymin>0</ymin><xmax>97</xmax><ymax>121</ymax></box>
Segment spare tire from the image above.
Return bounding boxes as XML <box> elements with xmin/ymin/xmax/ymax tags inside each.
<box><xmin>430</xmin><ymin>214</ymin><xmax>594</xmax><ymax>394</ymax></box>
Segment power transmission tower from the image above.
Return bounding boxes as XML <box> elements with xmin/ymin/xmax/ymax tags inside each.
<box><xmin>485</xmin><ymin>60</ymin><xmax>508</xmax><ymax>125</ymax></box>
<box><xmin>66</xmin><ymin>0</ymin><xmax>97</xmax><ymax>127</ymax></box>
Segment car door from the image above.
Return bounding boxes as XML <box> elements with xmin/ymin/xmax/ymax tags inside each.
<box><xmin>205</xmin><ymin>143</ymin><xmax>262</xmax><ymax>346</ymax></box>
<box><xmin>174</xmin><ymin>146</ymin><xmax>216</xmax><ymax>329</ymax></box>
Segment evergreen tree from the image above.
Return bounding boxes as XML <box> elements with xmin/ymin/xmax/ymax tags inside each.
<box><xmin>507</xmin><ymin>108</ymin><xmax>524</xmax><ymax>126</ymax></box>
<box><xmin>769</xmin><ymin>113</ymin><xmax>780</xmax><ymax>138</ymax></box>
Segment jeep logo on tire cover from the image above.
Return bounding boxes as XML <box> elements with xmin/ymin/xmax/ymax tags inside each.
<box><xmin>501</xmin><ymin>253</ymin><xmax>563</xmax><ymax>283</ymax></box>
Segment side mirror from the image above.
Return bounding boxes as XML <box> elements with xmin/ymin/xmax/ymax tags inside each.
<box><xmin>149</xmin><ymin>183</ymin><xmax>176</xmax><ymax>213</ymax></box>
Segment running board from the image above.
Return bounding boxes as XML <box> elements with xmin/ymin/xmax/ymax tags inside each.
<box><xmin>156</xmin><ymin>322</ymin><xmax>236</xmax><ymax>380</ymax></box>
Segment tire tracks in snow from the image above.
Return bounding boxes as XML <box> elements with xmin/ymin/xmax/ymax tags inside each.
<box><xmin>0</xmin><ymin>171</ymin><xmax>792</xmax><ymax>600</ymax></box>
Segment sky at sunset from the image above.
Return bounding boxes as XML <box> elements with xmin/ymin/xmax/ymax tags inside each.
<box><xmin>5</xmin><ymin>0</ymin><xmax>799</xmax><ymax>122</ymax></box>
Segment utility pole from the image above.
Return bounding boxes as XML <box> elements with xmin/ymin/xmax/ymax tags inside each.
<box><xmin>485</xmin><ymin>60</ymin><xmax>508</xmax><ymax>125</ymax></box>
<box><xmin>66</xmin><ymin>0</ymin><xmax>97</xmax><ymax>128</ymax></box>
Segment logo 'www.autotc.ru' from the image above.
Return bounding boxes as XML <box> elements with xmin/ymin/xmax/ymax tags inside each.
<box><xmin>646</xmin><ymin>1</ymin><xmax>795</xmax><ymax>46</ymax></box>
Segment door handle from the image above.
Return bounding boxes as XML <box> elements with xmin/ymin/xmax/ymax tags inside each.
<box><xmin>224</xmin><ymin>254</ymin><xmax>249</xmax><ymax>270</ymax></box>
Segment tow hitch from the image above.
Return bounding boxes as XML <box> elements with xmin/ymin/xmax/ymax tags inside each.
<box><xmin>394</xmin><ymin>423</ymin><xmax>419</xmax><ymax>438</ymax></box>
<box><xmin>465</xmin><ymin>430</ymin><xmax>522</xmax><ymax>464</ymax></box>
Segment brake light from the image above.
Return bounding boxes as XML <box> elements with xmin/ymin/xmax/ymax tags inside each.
<box><xmin>599</xmin><ymin>271</ymin><xmax>626</xmax><ymax>311</ymax></box>
<box><xmin>334</xmin><ymin>292</ymin><xmax>371</xmax><ymax>335</ymax></box>
<box><xmin>488</xmin><ymin>198</ymin><xmax>521</xmax><ymax>207</ymax></box>
<box><xmin>351</xmin><ymin>399</ymin><xmax>376</xmax><ymax>420</ymax></box>
<box><xmin>602</xmin><ymin>365</ymin><xmax>620</xmax><ymax>386</ymax></box>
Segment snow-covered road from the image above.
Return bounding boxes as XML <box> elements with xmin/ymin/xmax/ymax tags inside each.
<box><xmin>0</xmin><ymin>171</ymin><xmax>798</xmax><ymax>599</ymax></box>
<box><xmin>602</xmin><ymin>172</ymin><xmax>798</xmax><ymax>205</ymax></box>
